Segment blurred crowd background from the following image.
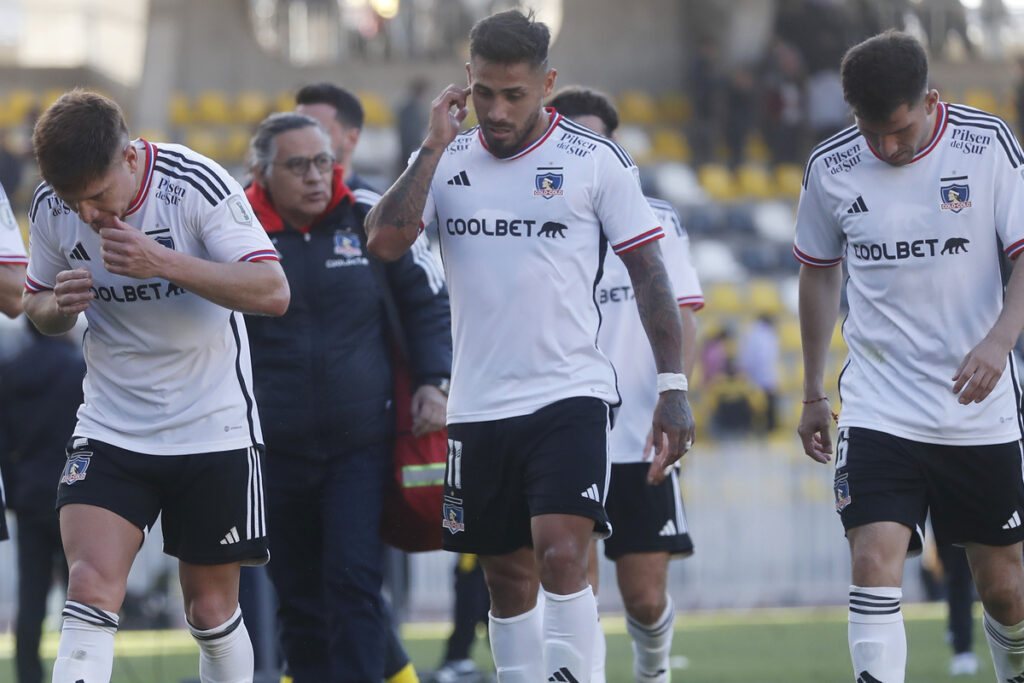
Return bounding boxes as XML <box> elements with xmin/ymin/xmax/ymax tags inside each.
<box><xmin>1</xmin><ymin>0</ymin><xmax>1023</xmax><ymax>636</ymax></box>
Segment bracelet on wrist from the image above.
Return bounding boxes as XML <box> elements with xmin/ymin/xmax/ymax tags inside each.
<box><xmin>657</xmin><ymin>372</ymin><xmax>688</xmax><ymax>393</ymax></box>
<box><xmin>802</xmin><ymin>396</ymin><xmax>829</xmax><ymax>405</ymax></box>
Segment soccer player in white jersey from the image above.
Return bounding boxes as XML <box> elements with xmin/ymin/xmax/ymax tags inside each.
<box><xmin>23</xmin><ymin>90</ymin><xmax>290</xmax><ymax>683</ymax></box>
<box><xmin>366</xmin><ymin>11</ymin><xmax>695</xmax><ymax>683</ymax></box>
<box><xmin>548</xmin><ymin>87</ymin><xmax>703</xmax><ymax>683</ymax></box>
<box><xmin>796</xmin><ymin>32</ymin><xmax>1024</xmax><ymax>683</ymax></box>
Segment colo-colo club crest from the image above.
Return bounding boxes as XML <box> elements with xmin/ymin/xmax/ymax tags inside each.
<box><xmin>534</xmin><ymin>169</ymin><xmax>564</xmax><ymax>199</ymax></box>
<box><xmin>940</xmin><ymin>183</ymin><xmax>971</xmax><ymax>213</ymax></box>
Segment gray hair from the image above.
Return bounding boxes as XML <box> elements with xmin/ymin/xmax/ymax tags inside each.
<box><xmin>249</xmin><ymin>112</ymin><xmax>330</xmax><ymax>175</ymax></box>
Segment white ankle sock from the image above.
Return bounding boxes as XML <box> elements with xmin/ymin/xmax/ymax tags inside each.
<box><xmin>187</xmin><ymin>605</ymin><xmax>254</xmax><ymax>683</ymax></box>
<box><xmin>848</xmin><ymin>586</ymin><xmax>905</xmax><ymax>683</ymax></box>
<box><xmin>51</xmin><ymin>600</ymin><xmax>118</xmax><ymax>683</ymax></box>
<box><xmin>543</xmin><ymin>586</ymin><xmax>598</xmax><ymax>683</ymax></box>
<box><xmin>488</xmin><ymin>602</ymin><xmax>544</xmax><ymax>682</ymax></box>
<box><xmin>626</xmin><ymin>595</ymin><xmax>674</xmax><ymax>682</ymax></box>
<box><xmin>983</xmin><ymin>610</ymin><xmax>1024</xmax><ymax>681</ymax></box>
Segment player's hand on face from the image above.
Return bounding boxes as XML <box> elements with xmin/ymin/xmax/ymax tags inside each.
<box><xmin>410</xmin><ymin>384</ymin><xmax>448</xmax><ymax>437</ymax></box>
<box><xmin>797</xmin><ymin>400</ymin><xmax>834</xmax><ymax>464</ymax></box>
<box><xmin>99</xmin><ymin>217</ymin><xmax>166</xmax><ymax>279</ymax></box>
<box><xmin>647</xmin><ymin>390</ymin><xmax>696</xmax><ymax>485</ymax></box>
<box><xmin>423</xmin><ymin>84</ymin><xmax>470</xmax><ymax>151</ymax></box>
<box><xmin>952</xmin><ymin>336</ymin><xmax>1008</xmax><ymax>404</ymax></box>
<box><xmin>53</xmin><ymin>268</ymin><xmax>94</xmax><ymax>315</ymax></box>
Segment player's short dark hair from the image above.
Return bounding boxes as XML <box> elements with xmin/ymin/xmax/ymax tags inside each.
<box><xmin>841</xmin><ymin>30</ymin><xmax>928</xmax><ymax>122</ymax></box>
<box><xmin>250</xmin><ymin>112</ymin><xmax>328</xmax><ymax>174</ymax></box>
<box><xmin>547</xmin><ymin>87</ymin><xmax>619</xmax><ymax>136</ymax></box>
<box><xmin>32</xmin><ymin>90</ymin><xmax>130</xmax><ymax>194</ymax></box>
<box><xmin>295</xmin><ymin>82</ymin><xmax>364</xmax><ymax>130</ymax></box>
<box><xmin>469</xmin><ymin>9</ymin><xmax>550</xmax><ymax>69</ymax></box>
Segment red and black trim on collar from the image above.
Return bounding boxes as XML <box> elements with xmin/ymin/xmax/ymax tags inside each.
<box><xmin>125</xmin><ymin>139</ymin><xmax>156</xmax><ymax>216</ymax></box>
<box><xmin>478</xmin><ymin>108</ymin><xmax>562</xmax><ymax>161</ymax></box>
<box><xmin>245</xmin><ymin>163</ymin><xmax>354</xmax><ymax>234</ymax></box>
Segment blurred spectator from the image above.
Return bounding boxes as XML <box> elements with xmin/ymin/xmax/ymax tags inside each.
<box><xmin>295</xmin><ymin>82</ymin><xmax>373</xmax><ymax>191</ymax></box>
<box><xmin>1015</xmin><ymin>56</ymin><xmax>1024</xmax><ymax>136</ymax></box>
<box><xmin>760</xmin><ymin>38</ymin><xmax>807</xmax><ymax>165</ymax></box>
<box><xmin>706</xmin><ymin>358</ymin><xmax>766</xmax><ymax>437</ymax></box>
<box><xmin>725</xmin><ymin>67</ymin><xmax>757</xmax><ymax>168</ymax></box>
<box><xmin>688</xmin><ymin>39</ymin><xmax>726</xmax><ymax>166</ymax></box>
<box><xmin>244</xmin><ymin>112</ymin><xmax>450</xmax><ymax>683</ymax></box>
<box><xmin>397</xmin><ymin>77</ymin><xmax>432</xmax><ymax>174</ymax></box>
<box><xmin>738</xmin><ymin>314</ymin><xmax>781</xmax><ymax>432</ymax></box>
<box><xmin>0</xmin><ymin>131</ymin><xmax>24</xmax><ymax>198</ymax></box>
<box><xmin>806</xmin><ymin>66</ymin><xmax>849</xmax><ymax>143</ymax></box>
<box><xmin>423</xmin><ymin>554</ymin><xmax>491</xmax><ymax>683</ymax></box>
<box><xmin>0</xmin><ymin>321</ymin><xmax>84</xmax><ymax>683</ymax></box>
<box><xmin>920</xmin><ymin>0</ymin><xmax>975</xmax><ymax>59</ymax></box>
<box><xmin>938</xmin><ymin>543</ymin><xmax>979</xmax><ymax>676</ymax></box>
<box><xmin>700</xmin><ymin>327</ymin><xmax>732</xmax><ymax>385</ymax></box>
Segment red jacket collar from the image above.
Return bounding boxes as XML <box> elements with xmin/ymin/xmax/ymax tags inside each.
<box><xmin>245</xmin><ymin>163</ymin><xmax>355</xmax><ymax>234</ymax></box>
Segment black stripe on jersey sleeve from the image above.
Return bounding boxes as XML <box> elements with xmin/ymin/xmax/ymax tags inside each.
<box><xmin>29</xmin><ymin>183</ymin><xmax>54</xmax><ymax>222</ymax></box>
<box><xmin>802</xmin><ymin>126</ymin><xmax>860</xmax><ymax>188</ymax></box>
<box><xmin>154</xmin><ymin>163</ymin><xmax>220</xmax><ymax>206</ymax></box>
<box><xmin>557</xmin><ymin>117</ymin><xmax>635</xmax><ymax>168</ymax></box>
<box><xmin>946</xmin><ymin>105</ymin><xmax>1024</xmax><ymax>168</ymax></box>
<box><xmin>157</xmin><ymin>146</ymin><xmax>232</xmax><ymax>196</ymax></box>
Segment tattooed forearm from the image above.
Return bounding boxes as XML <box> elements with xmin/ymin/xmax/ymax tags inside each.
<box><xmin>620</xmin><ymin>241</ymin><xmax>684</xmax><ymax>374</ymax></box>
<box><xmin>366</xmin><ymin>146</ymin><xmax>442</xmax><ymax>261</ymax></box>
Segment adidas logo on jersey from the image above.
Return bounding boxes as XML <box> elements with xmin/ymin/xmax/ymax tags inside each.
<box><xmin>548</xmin><ymin>667</ymin><xmax>581</xmax><ymax>682</ymax></box>
<box><xmin>219</xmin><ymin>526</ymin><xmax>241</xmax><ymax>545</ymax></box>
<box><xmin>659</xmin><ymin>519</ymin><xmax>678</xmax><ymax>537</ymax></box>
<box><xmin>580</xmin><ymin>484</ymin><xmax>600</xmax><ymax>501</ymax></box>
<box><xmin>69</xmin><ymin>242</ymin><xmax>91</xmax><ymax>260</ymax></box>
<box><xmin>1003</xmin><ymin>511</ymin><xmax>1022</xmax><ymax>530</ymax></box>
<box><xmin>846</xmin><ymin>195</ymin><xmax>869</xmax><ymax>214</ymax></box>
<box><xmin>447</xmin><ymin>170</ymin><xmax>471</xmax><ymax>186</ymax></box>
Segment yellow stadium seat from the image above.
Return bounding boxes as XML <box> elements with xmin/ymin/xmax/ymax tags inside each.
<box><xmin>235</xmin><ymin>90</ymin><xmax>270</xmax><ymax>125</ymax></box>
<box><xmin>275</xmin><ymin>89</ymin><xmax>296</xmax><ymax>114</ymax></box>
<box><xmin>735</xmin><ymin>163</ymin><xmax>774</xmax><ymax>199</ymax></box>
<box><xmin>183</xmin><ymin>127</ymin><xmax>222</xmax><ymax>161</ymax></box>
<box><xmin>697</xmin><ymin>163</ymin><xmax>738</xmax><ymax>201</ymax></box>
<box><xmin>135</xmin><ymin>128</ymin><xmax>168</xmax><ymax>144</ymax></box>
<box><xmin>704</xmin><ymin>282</ymin><xmax>745</xmax><ymax>316</ymax></box>
<box><xmin>656</xmin><ymin>93</ymin><xmax>691</xmax><ymax>125</ymax></box>
<box><xmin>650</xmin><ymin>127</ymin><xmax>690</xmax><ymax>162</ymax></box>
<box><xmin>0</xmin><ymin>89</ymin><xmax>36</xmax><ymax>127</ymax></box>
<box><xmin>40</xmin><ymin>89</ymin><xmax>66</xmax><ymax>110</ymax></box>
<box><xmin>223</xmin><ymin>126</ymin><xmax>253</xmax><ymax>163</ymax></box>
<box><xmin>744</xmin><ymin>133</ymin><xmax>770</xmax><ymax>164</ymax></box>
<box><xmin>748</xmin><ymin>278</ymin><xmax>784</xmax><ymax>316</ymax></box>
<box><xmin>779</xmin><ymin>319</ymin><xmax>802</xmax><ymax>353</ymax></box>
<box><xmin>357</xmin><ymin>91</ymin><xmax>394</xmax><ymax>127</ymax></box>
<box><xmin>169</xmin><ymin>92</ymin><xmax>194</xmax><ymax>127</ymax></box>
<box><xmin>964</xmin><ymin>88</ymin><xmax>998</xmax><ymax>114</ymax></box>
<box><xmin>617</xmin><ymin>90</ymin><xmax>657</xmax><ymax>126</ymax></box>
<box><xmin>774</xmin><ymin>163</ymin><xmax>803</xmax><ymax>199</ymax></box>
<box><xmin>829</xmin><ymin>322</ymin><xmax>847</xmax><ymax>352</ymax></box>
<box><xmin>196</xmin><ymin>90</ymin><xmax>232</xmax><ymax>125</ymax></box>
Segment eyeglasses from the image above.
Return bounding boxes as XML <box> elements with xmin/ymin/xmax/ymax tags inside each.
<box><xmin>273</xmin><ymin>153</ymin><xmax>335</xmax><ymax>177</ymax></box>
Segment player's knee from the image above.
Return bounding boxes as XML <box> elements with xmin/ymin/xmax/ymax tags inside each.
<box><xmin>850</xmin><ymin>548</ymin><xmax>902</xmax><ymax>586</ymax></box>
<box><xmin>537</xmin><ymin>542</ymin><xmax>589</xmax><ymax>593</ymax></box>
<box><xmin>976</xmin><ymin>576</ymin><xmax>1024</xmax><ymax>624</ymax></box>
<box><xmin>65</xmin><ymin>560</ymin><xmax>125</xmax><ymax>612</ymax></box>
<box><xmin>623</xmin><ymin>590</ymin><xmax>666</xmax><ymax>626</ymax></box>
<box><xmin>184</xmin><ymin>592</ymin><xmax>239</xmax><ymax>630</ymax></box>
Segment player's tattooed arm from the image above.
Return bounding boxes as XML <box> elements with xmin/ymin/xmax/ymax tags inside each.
<box><xmin>621</xmin><ymin>241</ymin><xmax>696</xmax><ymax>482</ymax></box>
<box><xmin>366</xmin><ymin>149</ymin><xmax>439</xmax><ymax>261</ymax></box>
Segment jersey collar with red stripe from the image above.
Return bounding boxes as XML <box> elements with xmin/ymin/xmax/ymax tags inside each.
<box><xmin>125</xmin><ymin>139</ymin><xmax>156</xmax><ymax>216</ymax></box>
<box><xmin>477</xmin><ymin>107</ymin><xmax>562</xmax><ymax>161</ymax></box>
<box><xmin>245</xmin><ymin>163</ymin><xmax>354</xmax><ymax>234</ymax></box>
<box><xmin>865</xmin><ymin>102</ymin><xmax>948</xmax><ymax>165</ymax></box>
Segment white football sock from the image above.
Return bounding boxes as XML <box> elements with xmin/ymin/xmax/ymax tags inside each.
<box><xmin>187</xmin><ymin>605</ymin><xmax>254</xmax><ymax>683</ymax></box>
<box><xmin>983</xmin><ymin>610</ymin><xmax>1024</xmax><ymax>681</ymax></box>
<box><xmin>51</xmin><ymin>600</ymin><xmax>118</xmax><ymax>683</ymax></box>
<box><xmin>626</xmin><ymin>595</ymin><xmax>674</xmax><ymax>682</ymax></box>
<box><xmin>591</xmin><ymin>613</ymin><xmax>607</xmax><ymax>683</ymax></box>
<box><xmin>488</xmin><ymin>601</ymin><xmax>544</xmax><ymax>683</ymax></box>
<box><xmin>848</xmin><ymin>586</ymin><xmax>905</xmax><ymax>683</ymax></box>
<box><xmin>544</xmin><ymin>586</ymin><xmax>597</xmax><ymax>683</ymax></box>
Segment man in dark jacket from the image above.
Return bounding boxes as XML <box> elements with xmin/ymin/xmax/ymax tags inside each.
<box><xmin>0</xmin><ymin>321</ymin><xmax>84</xmax><ymax>683</ymax></box>
<box><xmin>244</xmin><ymin>112</ymin><xmax>451</xmax><ymax>683</ymax></box>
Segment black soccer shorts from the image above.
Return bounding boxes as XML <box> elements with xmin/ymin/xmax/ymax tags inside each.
<box><xmin>603</xmin><ymin>462</ymin><xmax>694</xmax><ymax>560</ymax></box>
<box><xmin>834</xmin><ymin>426</ymin><xmax>1024</xmax><ymax>549</ymax></box>
<box><xmin>442</xmin><ymin>397</ymin><xmax>612</xmax><ymax>556</ymax></box>
<box><xmin>56</xmin><ymin>436</ymin><xmax>269</xmax><ymax>566</ymax></box>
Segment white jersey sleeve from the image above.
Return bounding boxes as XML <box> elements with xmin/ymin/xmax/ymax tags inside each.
<box><xmin>0</xmin><ymin>182</ymin><xmax>26</xmax><ymax>265</ymax></box>
<box><xmin>793</xmin><ymin>152</ymin><xmax>846</xmax><ymax>267</ymax></box>
<box><xmin>994</xmin><ymin>136</ymin><xmax>1024</xmax><ymax>258</ymax></box>
<box><xmin>26</xmin><ymin>184</ymin><xmax>71</xmax><ymax>290</ymax></box>
<box><xmin>592</xmin><ymin>146</ymin><xmax>662</xmax><ymax>255</ymax></box>
<box><xmin>649</xmin><ymin>198</ymin><xmax>703</xmax><ymax>308</ymax></box>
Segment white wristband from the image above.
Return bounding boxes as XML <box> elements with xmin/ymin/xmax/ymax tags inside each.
<box><xmin>657</xmin><ymin>372</ymin><xmax>688</xmax><ymax>393</ymax></box>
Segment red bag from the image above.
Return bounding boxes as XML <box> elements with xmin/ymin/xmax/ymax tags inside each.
<box><xmin>379</xmin><ymin>348</ymin><xmax>447</xmax><ymax>552</ymax></box>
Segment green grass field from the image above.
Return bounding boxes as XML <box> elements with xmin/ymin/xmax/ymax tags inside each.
<box><xmin>0</xmin><ymin>603</ymin><xmax>994</xmax><ymax>682</ymax></box>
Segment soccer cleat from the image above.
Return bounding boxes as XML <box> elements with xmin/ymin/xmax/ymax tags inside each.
<box><xmin>949</xmin><ymin>652</ymin><xmax>979</xmax><ymax>676</ymax></box>
<box><xmin>424</xmin><ymin>659</ymin><xmax>487</xmax><ymax>683</ymax></box>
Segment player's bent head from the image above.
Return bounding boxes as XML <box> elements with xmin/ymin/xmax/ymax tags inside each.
<box><xmin>32</xmin><ymin>89</ymin><xmax>130</xmax><ymax>195</ymax></box>
<box><xmin>841</xmin><ymin>30</ymin><xmax>929</xmax><ymax>123</ymax></box>
<box><xmin>470</xmin><ymin>9</ymin><xmax>550</xmax><ymax>72</ymax></box>
<box><xmin>295</xmin><ymin>83</ymin><xmax>364</xmax><ymax>131</ymax></box>
<box><xmin>249</xmin><ymin>112</ymin><xmax>330</xmax><ymax>178</ymax></box>
<box><xmin>547</xmin><ymin>87</ymin><xmax>619</xmax><ymax>137</ymax></box>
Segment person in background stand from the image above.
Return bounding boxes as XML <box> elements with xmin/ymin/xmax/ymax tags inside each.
<box><xmin>295</xmin><ymin>83</ymin><xmax>374</xmax><ymax>192</ymax></box>
<box><xmin>424</xmin><ymin>554</ymin><xmax>491</xmax><ymax>683</ymax></box>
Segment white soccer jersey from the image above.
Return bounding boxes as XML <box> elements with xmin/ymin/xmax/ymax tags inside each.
<box><xmin>0</xmin><ymin>181</ymin><xmax>27</xmax><ymax>265</ymax></box>
<box><xmin>421</xmin><ymin>109</ymin><xmax>664</xmax><ymax>423</ymax></box>
<box><xmin>26</xmin><ymin>140</ymin><xmax>277</xmax><ymax>455</ymax></box>
<box><xmin>794</xmin><ymin>103</ymin><xmax>1024</xmax><ymax>445</ymax></box>
<box><xmin>599</xmin><ymin>197</ymin><xmax>703</xmax><ymax>464</ymax></box>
